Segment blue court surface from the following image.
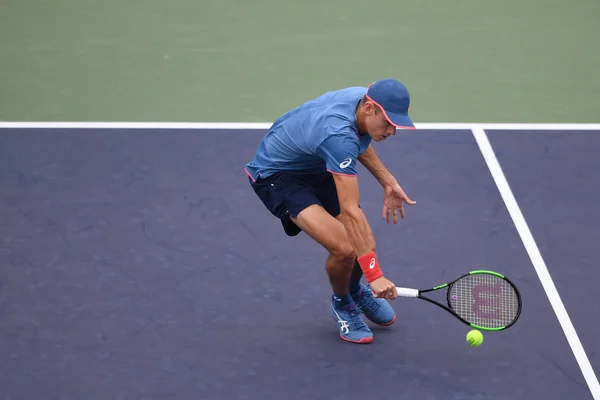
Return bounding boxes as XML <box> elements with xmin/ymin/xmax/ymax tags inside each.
<box><xmin>1</xmin><ymin>123</ymin><xmax>599</xmax><ymax>400</ymax></box>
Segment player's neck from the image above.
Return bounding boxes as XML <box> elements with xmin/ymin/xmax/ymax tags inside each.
<box><xmin>355</xmin><ymin>106</ymin><xmax>367</xmax><ymax>135</ymax></box>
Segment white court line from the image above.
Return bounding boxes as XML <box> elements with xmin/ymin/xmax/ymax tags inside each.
<box><xmin>472</xmin><ymin>127</ymin><xmax>600</xmax><ymax>400</ymax></box>
<box><xmin>1</xmin><ymin>122</ymin><xmax>600</xmax><ymax>130</ymax></box>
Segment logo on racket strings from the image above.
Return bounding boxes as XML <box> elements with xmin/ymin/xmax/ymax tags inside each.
<box><xmin>472</xmin><ymin>283</ymin><xmax>502</xmax><ymax>319</ymax></box>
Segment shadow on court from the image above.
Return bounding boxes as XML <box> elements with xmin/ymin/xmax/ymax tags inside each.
<box><xmin>0</xmin><ymin>128</ymin><xmax>596</xmax><ymax>400</ymax></box>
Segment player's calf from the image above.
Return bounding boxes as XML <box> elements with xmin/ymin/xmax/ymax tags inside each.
<box><xmin>324</xmin><ymin>244</ymin><xmax>355</xmax><ymax>295</ymax></box>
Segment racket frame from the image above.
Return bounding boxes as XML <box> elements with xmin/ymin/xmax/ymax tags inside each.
<box><xmin>395</xmin><ymin>270</ymin><xmax>522</xmax><ymax>331</ymax></box>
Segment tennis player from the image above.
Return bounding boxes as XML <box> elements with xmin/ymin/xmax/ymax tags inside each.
<box><xmin>244</xmin><ymin>78</ymin><xmax>417</xmax><ymax>344</ymax></box>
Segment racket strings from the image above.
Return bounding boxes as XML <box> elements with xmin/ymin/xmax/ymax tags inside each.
<box><xmin>448</xmin><ymin>274</ymin><xmax>519</xmax><ymax>329</ymax></box>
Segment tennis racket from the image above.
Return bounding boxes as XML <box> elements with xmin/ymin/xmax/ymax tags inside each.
<box><xmin>394</xmin><ymin>270</ymin><xmax>522</xmax><ymax>331</ymax></box>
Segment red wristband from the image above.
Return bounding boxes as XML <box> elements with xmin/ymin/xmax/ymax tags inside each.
<box><xmin>357</xmin><ymin>251</ymin><xmax>383</xmax><ymax>282</ymax></box>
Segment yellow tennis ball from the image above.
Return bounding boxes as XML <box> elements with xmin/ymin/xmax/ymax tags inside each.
<box><xmin>466</xmin><ymin>330</ymin><xmax>484</xmax><ymax>347</ymax></box>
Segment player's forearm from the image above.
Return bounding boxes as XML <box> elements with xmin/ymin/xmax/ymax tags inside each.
<box><xmin>340</xmin><ymin>206</ymin><xmax>386</xmax><ymax>282</ymax></box>
<box><xmin>339</xmin><ymin>206</ymin><xmax>376</xmax><ymax>257</ymax></box>
<box><xmin>358</xmin><ymin>146</ymin><xmax>398</xmax><ymax>189</ymax></box>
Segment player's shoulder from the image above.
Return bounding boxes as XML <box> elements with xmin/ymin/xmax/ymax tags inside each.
<box><xmin>269</xmin><ymin>85</ymin><xmax>366</xmax><ymax>143</ymax></box>
<box><xmin>324</xmin><ymin>85</ymin><xmax>368</xmax><ymax>97</ymax></box>
<box><xmin>317</xmin><ymin>86</ymin><xmax>368</xmax><ymax>110</ymax></box>
<box><xmin>317</xmin><ymin>86</ymin><xmax>366</xmax><ymax>129</ymax></box>
<box><xmin>307</xmin><ymin>85</ymin><xmax>366</xmax><ymax>111</ymax></box>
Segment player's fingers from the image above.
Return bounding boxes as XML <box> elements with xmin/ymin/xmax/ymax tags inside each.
<box><xmin>381</xmin><ymin>287</ymin><xmax>392</xmax><ymax>298</ymax></box>
<box><xmin>386</xmin><ymin>287</ymin><xmax>397</xmax><ymax>299</ymax></box>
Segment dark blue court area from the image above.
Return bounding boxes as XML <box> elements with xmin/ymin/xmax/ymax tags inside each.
<box><xmin>1</xmin><ymin>127</ymin><xmax>598</xmax><ymax>399</ymax></box>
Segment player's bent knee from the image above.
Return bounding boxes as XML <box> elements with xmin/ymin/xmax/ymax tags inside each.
<box><xmin>292</xmin><ymin>205</ymin><xmax>355</xmax><ymax>266</ymax></box>
<box><xmin>329</xmin><ymin>241</ymin><xmax>355</xmax><ymax>265</ymax></box>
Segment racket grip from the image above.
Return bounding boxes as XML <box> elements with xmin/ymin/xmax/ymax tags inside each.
<box><xmin>395</xmin><ymin>287</ymin><xmax>419</xmax><ymax>298</ymax></box>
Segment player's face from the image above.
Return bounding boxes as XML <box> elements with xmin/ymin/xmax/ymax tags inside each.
<box><xmin>365</xmin><ymin>103</ymin><xmax>397</xmax><ymax>142</ymax></box>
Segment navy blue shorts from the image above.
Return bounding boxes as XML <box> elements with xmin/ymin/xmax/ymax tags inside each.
<box><xmin>249</xmin><ymin>171</ymin><xmax>341</xmax><ymax>236</ymax></box>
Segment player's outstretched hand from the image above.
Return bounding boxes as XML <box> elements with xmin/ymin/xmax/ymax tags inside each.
<box><xmin>370</xmin><ymin>276</ymin><xmax>398</xmax><ymax>299</ymax></box>
<box><xmin>382</xmin><ymin>184</ymin><xmax>416</xmax><ymax>224</ymax></box>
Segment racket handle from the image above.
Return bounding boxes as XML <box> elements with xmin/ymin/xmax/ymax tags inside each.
<box><xmin>395</xmin><ymin>287</ymin><xmax>419</xmax><ymax>298</ymax></box>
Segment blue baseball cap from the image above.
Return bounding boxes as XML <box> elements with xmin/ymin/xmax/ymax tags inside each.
<box><xmin>365</xmin><ymin>78</ymin><xmax>415</xmax><ymax>129</ymax></box>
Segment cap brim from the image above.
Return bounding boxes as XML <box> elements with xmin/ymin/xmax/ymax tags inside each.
<box><xmin>365</xmin><ymin>92</ymin><xmax>416</xmax><ymax>129</ymax></box>
<box><xmin>385</xmin><ymin>110</ymin><xmax>415</xmax><ymax>130</ymax></box>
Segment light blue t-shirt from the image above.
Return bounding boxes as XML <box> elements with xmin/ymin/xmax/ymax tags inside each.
<box><xmin>245</xmin><ymin>86</ymin><xmax>372</xmax><ymax>181</ymax></box>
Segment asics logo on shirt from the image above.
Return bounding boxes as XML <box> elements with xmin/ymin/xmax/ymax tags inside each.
<box><xmin>339</xmin><ymin>158</ymin><xmax>352</xmax><ymax>168</ymax></box>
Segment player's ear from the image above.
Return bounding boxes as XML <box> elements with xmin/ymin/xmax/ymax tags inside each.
<box><xmin>365</xmin><ymin>100</ymin><xmax>376</xmax><ymax>116</ymax></box>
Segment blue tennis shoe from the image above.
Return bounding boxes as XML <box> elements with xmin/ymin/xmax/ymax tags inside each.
<box><xmin>351</xmin><ymin>283</ymin><xmax>396</xmax><ymax>326</ymax></box>
<box><xmin>330</xmin><ymin>297</ymin><xmax>373</xmax><ymax>344</ymax></box>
